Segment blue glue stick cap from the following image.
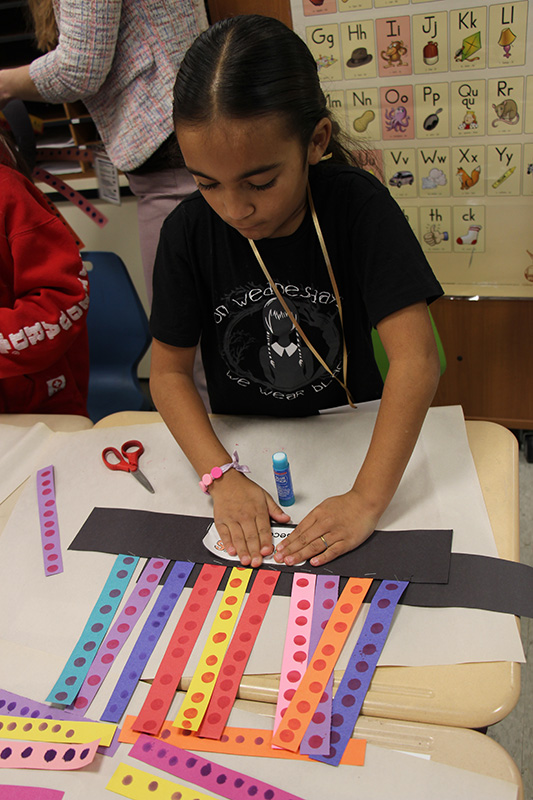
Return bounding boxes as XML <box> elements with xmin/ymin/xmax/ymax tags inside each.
<box><xmin>272</xmin><ymin>451</ymin><xmax>294</xmax><ymax>506</ymax></box>
<box><xmin>272</xmin><ymin>452</ymin><xmax>289</xmax><ymax>471</ymax></box>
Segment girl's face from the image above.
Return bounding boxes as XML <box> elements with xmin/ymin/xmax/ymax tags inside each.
<box><xmin>176</xmin><ymin>114</ymin><xmax>330</xmax><ymax>239</ymax></box>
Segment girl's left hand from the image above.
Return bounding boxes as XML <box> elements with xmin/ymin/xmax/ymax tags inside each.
<box><xmin>273</xmin><ymin>490</ymin><xmax>380</xmax><ymax>567</ymax></box>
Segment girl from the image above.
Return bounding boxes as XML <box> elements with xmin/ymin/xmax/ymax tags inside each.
<box><xmin>149</xmin><ymin>15</ymin><xmax>443</xmax><ymax>569</ymax></box>
<box><xmin>0</xmin><ymin>128</ymin><xmax>90</xmax><ymax>415</ymax></box>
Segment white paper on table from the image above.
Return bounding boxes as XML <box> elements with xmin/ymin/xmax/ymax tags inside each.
<box><xmin>0</xmin><ymin>422</ymin><xmax>54</xmax><ymax>504</ymax></box>
<box><xmin>0</xmin><ymin>404</ymin><xmax>525</xmax><ymax>713</ymax></box>
<box><xmin>0</xmin><ymin>682</ymin><xmax>517</xmax><ymax>800</ymax></box>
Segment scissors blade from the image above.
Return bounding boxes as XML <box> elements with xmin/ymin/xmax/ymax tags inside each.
<box><xmin>131</xmin><ymin>468</ymin><xmax>155</xmax><ymax>494</ymax></box>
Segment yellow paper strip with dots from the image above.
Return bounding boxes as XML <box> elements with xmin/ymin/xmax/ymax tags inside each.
<box><xmin>0</xmin><ymin>715</ymin><xmax>116</xmax><ymax>746</ymax></box>
<box><xmin>173</xmin><ymin>567</ymin><xmax>252</xmax><ymax>732</ymax></box>
<box><xmin>107</xmin><ymin>763</ymin><xmax>216</xmax><ymax>800</ymax></box>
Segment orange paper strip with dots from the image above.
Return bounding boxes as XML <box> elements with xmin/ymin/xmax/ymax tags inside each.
<box><xmin>119</xmin><ymin>717</ymin><xmax>366</xmax><ymax>766</ymax></box>
<box><xmin>173</xmin><ymin>567</ymin><xmax>252</xmax><ymax>731</ymax></box>
<box><xmin>0</xmin><ymin>715</ymin><xmax>116</xmax><ymax>746</ymax></box>
<box><xmin>272</xmin><ymin>577</ymin><xmax>372</xmax><ymax>752</ymax></box>
<box><xmin>273</xmin><ymin>573</ymin><xmax>316</xmax><ymax>739</ymax></box>
<box><xmin>132</xmin><ymin>564</ymin><xmax>226</xmax><ymax>736</ymax></box>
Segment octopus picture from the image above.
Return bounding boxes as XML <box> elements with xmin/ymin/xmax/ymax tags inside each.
<box><xmin>384</xmin><ymin>106</ymin><xmax>410</xmax><ymax>132</ymax></box>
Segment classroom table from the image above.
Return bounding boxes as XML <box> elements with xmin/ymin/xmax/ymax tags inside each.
<box><xmin>237</xmin><ymin>698</ymin><xmax>524</xmax><ymax>799</ymax></box>
<box><xmin>0</xmin><ymin>410</ymin><xmax>523</xmax><ymax>799</ymax></box>
<box><xmin>91</xmin><ymin>410</ymin><xmax>522</xmax><ymax>730</ymax></box>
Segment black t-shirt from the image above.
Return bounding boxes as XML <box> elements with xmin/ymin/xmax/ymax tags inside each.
<box><xmin>151</xmin><ymin>162</ymin><xmax>443</xmax><ymax>416</ymax></box>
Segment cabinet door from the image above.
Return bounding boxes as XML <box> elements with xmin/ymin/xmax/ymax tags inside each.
<box><xmin>430</xmin><ymin>297</ymin><xmax>533</xmax><ymax>429</ymax></box>
<box><xmin>207</xmin><ymin>0</ymin><xmax>292</xmax><ymax>27</ymax></box>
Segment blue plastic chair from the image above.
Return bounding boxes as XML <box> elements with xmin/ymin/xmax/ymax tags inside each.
<box><xmin>82</xmin><ymin>251</ymin><xmax>152</xmax><ymax>422</ymax></box>
<box><xmin>371</xmin><ymin>308</ymin><xmax>447</xmax><ymax>381</ymax></box>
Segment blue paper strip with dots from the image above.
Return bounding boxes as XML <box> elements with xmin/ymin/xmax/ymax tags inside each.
<box><xmin>101</xmin><ymin>561</ymin><xmax>194</xmax><ymax>723</ymax></box>
<box><xmin>311</xmin><ymin>579</ymin><xmax>409</xmax><ymax>768</ymax></box>
<box><xmin>46</xmin><ymin>555</ymin><xmax>139</xmax><ymax>705</ymax></box>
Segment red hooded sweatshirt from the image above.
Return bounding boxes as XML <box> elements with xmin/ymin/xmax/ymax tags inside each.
<box><xmin>0</xmin><ymin>165</ymin><xmax>90</xmax><ymax>415</ymax></box>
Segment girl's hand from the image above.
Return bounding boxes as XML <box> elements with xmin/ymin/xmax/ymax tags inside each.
<box><xmin>210</xmin><ymin>471</ymin><xmax>291</xmax><ymax>568</ymax></box>
<box><xmin>273</xmin><ymin>490</ymin><xmax>379</xmax><ymax>567</ymax></box>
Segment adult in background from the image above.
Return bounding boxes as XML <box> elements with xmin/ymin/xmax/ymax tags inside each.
<box><xmin>0</xmin><ymin>0</ymin><xmax>209</xmax><ymax>303</ymax></box>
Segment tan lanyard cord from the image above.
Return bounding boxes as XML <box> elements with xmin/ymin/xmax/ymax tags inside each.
<box><xmin>248</xmin><ymin>183</ymin><xmax>356</xmax><ymax>408</ymax></box>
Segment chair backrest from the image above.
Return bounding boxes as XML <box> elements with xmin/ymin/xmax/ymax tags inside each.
<box><xmin>82</xmin><ymin>251</ymin><xmax>152</xmax><ymax>422</ymax></box>
<box><xmin>371</xmin><ymin>308</ymin><xmax>447</xmax><ymax>382</ymax></box>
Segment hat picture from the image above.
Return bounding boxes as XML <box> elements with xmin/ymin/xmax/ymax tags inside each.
<box><xmin>346</xmin><ymin>47</ymin><xmax>373</xmax><ymax>68</ymax></box>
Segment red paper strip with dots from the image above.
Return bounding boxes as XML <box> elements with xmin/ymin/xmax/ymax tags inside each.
<box><xmin>130</xmin><ymin>733</ymin><xmax>306</xmax><ymax>800</ymax></box>
<box><xmin>0</xmin><ymin>738</ymin><xmax>100</xmax><ymax>770</ymax></box>
<box><xmin>173</xmin><ymin>567</ymin><xmax>252</xmax><ymax>732</ymax></box>
<box><xmin>273</xmin><ymin>573</ymin><xmax>316</xmax><ymax>739</ymax></box>
<box><xmin>36</xmin><ymin>466</ymin><xmax>63</xmax><ymax>577</ymax></box>
<box><xmin>118</xmin><ymin>717</ymin><xmax>366</xmax><ymax>766</ymax></box>
<box><xmin>132</xmin><ymin>564</ymin><xmax>226</xmax><ymax>736</ymax></box>
<box><xmin>271</xmin><ymin>577</ymin><xmax>372</xmax><ymax>752</ymax></box>
<box><xmin>198</xmin><ymin>569</ymin><xmax>280</xmax><ymax>740</ymax></box>
<box><xmin>71</xmin><ymin>558</ymin><xmax>169</xmax><ymax>713</ymax></box>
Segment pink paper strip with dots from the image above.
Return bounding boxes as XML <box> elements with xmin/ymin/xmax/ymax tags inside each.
<box><xmin>198</xmin><ymin>569</ymin><xmax>279</xmax><ymax>740</ymax></box>
<box><xmin>36</xmin><ymin>466</ymin><xmax>63</xmax><ymax>577</ymax></box>
<box><xmin>271</xmin><ymin>577</ymin><xmax>372</xmax><ymax>752</ymax></box>
<box><xmin>0</xmin><ymin>738</ymin><xmax>99</xmax><ymax>770</ymax></box>
<box><xmin>273</xmin><ymin>573</ymin><xmax>316</xmax><ymax>740</ymax></box>
<box><xmin>173</xmin><ymin>567</ymin><xmax>252</xmax><ymax>732</ymax></box>
<box><xmin>132</xmin><ymin>563</ymin><xmax>227</xmax><ymax>736</ymax></box>
<box><xmin>71</xmin><ymin>558</ymin><xmax>169</xmax><ymax>712</ymax></box>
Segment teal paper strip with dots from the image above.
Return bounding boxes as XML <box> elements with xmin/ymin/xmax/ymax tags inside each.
<box><xmin>311</xmin><ymin>579</ymin><xmax>409</xmax><ymax>768</ymax></box>
<box><xmin>101</xmin><ymin>561</ymin><xmax>194</xmax><ymax>724</ymax></box>
<box><xmin>46</xmin><ymin>555</ymin><xmax>139</xmax><ymax>705</ymax></box>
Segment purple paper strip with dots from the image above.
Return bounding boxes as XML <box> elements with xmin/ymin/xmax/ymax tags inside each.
<box><xmin>0</xmin><ymin>688</ymin><xmax>118</xmax><ymax>757</ymax></box>
<box><xmin>300</xmin><ymin>575</ymin><xmax>339</xmax><ymax>756</ymax></box>
<box><xmin>273</xmin><ymin>573</ymin><xmax>316</xmax><ymax>739</ymax></box>
<box><xmin>46</xmin><ymin>554</ymin><xmax>139</xmax><ymax>705</ymax></box>
<box><xmin>0</xmin><ymin>738</ymin><xmax>99</xmax><ymax>770</ymax></box>
<box><xmin>101</xmin><ymin>561</ymin><xmax>194</xmax><ymax>724</ymax></box>
<box><xmin>0</xmin><ymin>787</ymin><xmax>64</xmax><ymax>800</ymax></box>
<box><xmin>130</xmin><ymin>734</ymin><xmax>307</xmax><ymax>800</ymax></box>
<box><xmin>312</xmin><ymin>579</ymin><xmax>409</xmax><ymax>768</ymax></box>
<box><xmin>71</xmin><ymin>558</ymin><xmax>169</xmax><ymax>713</ymax></box>
<box><xmin>36</xmin><ymin>466</ymin><xmax>63</xmax><ymax>576</ymax></box>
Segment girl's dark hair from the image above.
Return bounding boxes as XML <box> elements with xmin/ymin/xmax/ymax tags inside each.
<box><xmin>173</xmin><ymin>15</ymin><xmax>359</xmax><ymax>167</ymax></box>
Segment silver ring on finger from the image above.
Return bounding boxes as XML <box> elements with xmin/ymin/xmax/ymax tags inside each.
<box><xmin>319</xmin><ymin>534</ymin><xmax>328</xmax><ymax>550</ymax></box>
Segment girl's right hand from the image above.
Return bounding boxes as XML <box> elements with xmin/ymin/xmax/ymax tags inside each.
<box><xmin>209</xmin><ymin>470</ymin><xmax>291</xmax><ymax>567</ymax></box>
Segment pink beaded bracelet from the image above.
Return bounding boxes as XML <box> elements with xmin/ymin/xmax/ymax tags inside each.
<box><xmin>199</xmin><ymin>451</ymin><xmax>250</xmax><ymax>494</ymax></box>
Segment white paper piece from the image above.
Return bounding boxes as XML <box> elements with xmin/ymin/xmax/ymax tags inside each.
<box><xmin>203</xmin><ymin>522</ymin><xmax>305</xmax><ymax>565</ymax></box>
<box><xmin>0</xmin><ymin>405</ymin><xmax>525</xmax><ymax>716</ymax></box>
<box><xmin>0</xmin><ymin>423</ymin><xmax>54</xmax><ymax>504</ymax></box>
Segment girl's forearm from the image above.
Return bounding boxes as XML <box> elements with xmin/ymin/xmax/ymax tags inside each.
<box><xmin>351</xmin><ymin>353</ymin><xmax>440</xmax><ymax>514</ymax></box>
<box><xmin>149</xmin><ymin>369</ymin><xmax>232</xmax><ymax>478</ymax></box>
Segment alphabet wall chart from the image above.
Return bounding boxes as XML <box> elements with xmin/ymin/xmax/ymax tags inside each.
<box><xmin>290</xmin><ymin>0</ymin><xmax>533</xmax><ymax>291</ymax></box>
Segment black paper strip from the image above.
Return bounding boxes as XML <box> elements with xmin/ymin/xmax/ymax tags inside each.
<box><xmin>69</xmin><ymin>507</ymin><xmax>452</xmax><ymax>585</ymax></box>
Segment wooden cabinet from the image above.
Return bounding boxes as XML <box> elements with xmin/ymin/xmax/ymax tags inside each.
<box><xmin>430</xmin><ymin>296</ymin><xmax>533</xmax><ymax>429</ymax></box>
<box><xmin>0</xmin><ymin>0</ymin><xmax>100</xmax><ymax>178</ymax></box>
<box><xmin>206</xmin><ymin>0</ymin><xmax>292</xmax><ymax>26</ymax></box>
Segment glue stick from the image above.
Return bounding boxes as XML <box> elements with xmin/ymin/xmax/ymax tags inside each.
<box><xmin>272</xmin><ymin>452</ymin><xmax>295</xmax><ymax>506</ymax></box>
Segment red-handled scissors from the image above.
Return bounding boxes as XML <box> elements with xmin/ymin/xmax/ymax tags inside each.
<box><xmin>101</xmin><ymin>439</ymin><xmax>155</xmax><ymax>493</ymax></box>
